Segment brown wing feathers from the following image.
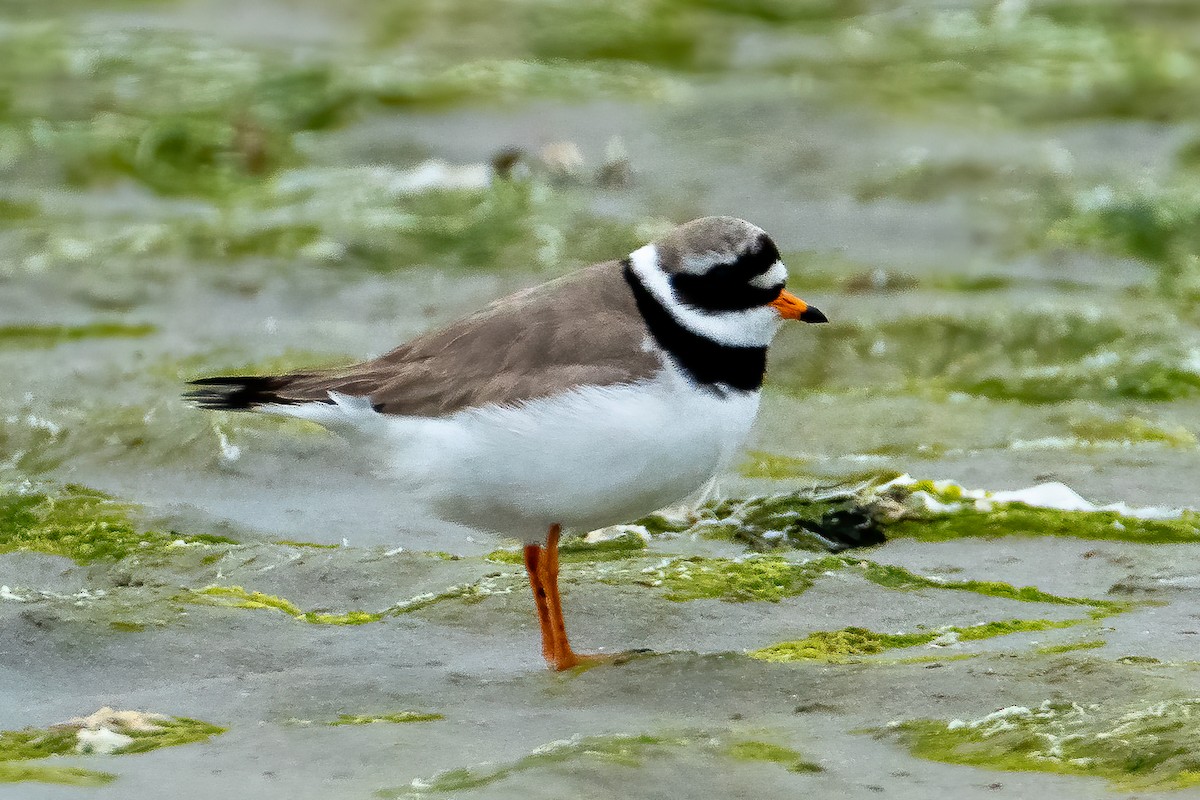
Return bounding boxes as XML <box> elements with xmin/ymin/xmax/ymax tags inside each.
<box><xmin>184</xmin><ymin>261</ymin><xmax>661</xmax><ymax>417</ymax></box>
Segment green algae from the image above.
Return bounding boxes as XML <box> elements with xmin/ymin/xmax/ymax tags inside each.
<box><xmin>849</xmin><ymin>478</ymin><xmax>1200</xmax><ymax>545</ymax></box>
<box><xmin>401</xmin><ymin>733</ymin><xmax>690</xmax><ymax>794</ymax></box>
<box><xmin>625</xmin><ymin>481</ymin><xmax>1199</xmax><ymax>552</ymax></box>
<box><xmin>964</xmin><ymin>363</ymin><xmax>1200</xmax><ymax>404</ymax></box>
<box><xmin>395</xmin><ymin>730</ymin><xmax>820</xmax><ymax>796</ymax></box>
<box><xmin>362</xmin><ymin>0</ymin><xmax>849</xmax><ymax>76</ymax></box>
<box><xmin>198</xmin><ymin>586</ymin><xmax>304</xmax><ymax>615</ymax></box>
<box><xmin>1064</xmin><ymin>415</ymin><xmax>1197</xmax><ymax>447</ymax></box>
<box><xmin>250</xmin><ymin>177</ymin><xmax>652</xmax><ymax>273</ymax></box>
<box><xmin>781</xmin><ymin>6</ymin><xmax>1200</xmax><ymax>124</ymax></box>
<box><xmin>0</xmin><ymin>484</ymin><xmax>233</xmax><ymax>563</ymax></box>
<box><xmin>34</xmin><ymin>112</ymin><xmax>298</xmax><ymax>199</ymax></box>
<box><xmin>613</xmin><ymin>550</ymin><xmax>1131</xmax><ymax>611</ymax></box>
<box><xmin>330</xmin><ymin>712</ymin><xmax>443</xmax><ymax>726</ymax></box>
<box><xmin>388</xmin><ymin>729</ymin><xmax>830</xmax><ymax>796</ymax></box>
<box><xmin>383</xmin><ymin>581</ymin><xmax>498</xmax><ymax>614</ymax></box>
<box><xmin>519</xmin><ymin>2</ymin><xmax>710</xmax><ymax>70</ymax></box>
<box><xmin>769</xmin><ymin>308</ymin><xmax>1191</xmax><ymax>405</ymax></box>
<box><xmin>116</xmin><ymin>718</ymin><xmax>227</xmax><ymax>754</ymax></box>
<box><xmin>854</xmin><ymin>158</ymin><xmax>1027</xmax><ymax>203</ymax></box>
<box><xmin>1043</xmin><ymin>181</ymin><xmax>1200</xmax><ymax>298</ymax></box>
<box><xmin>109</xmin><ymin>621</ymin><xmax>146</xmax><ymax>633</ymax></box>
<box><xmin>0</xmin><ymin>715</ymin><xmax>224</xmax><ymax>786</ymax></box>
<box><xmin>646</xmin><ymin>556</ymin><xmax>834</xmax><ymax>603</ymax></box>
<box><xmin>751</xmin><ymin>619</ymin><xmax>1088</xmax><ymax>664</ymax></box>
<box><xmin>0</xmin><ymin>727</ymin><xmax>78</xmax><ymax>762</ymax></box>
<box><xmin>1117</xmin><ymin>655</ymin><xmax>1162</xmax><ymax>665</ymax></box>
<box><xmin>888</xmin><ymin>505</ymin><xmax>1200</xmax><ymax>545</ymax></box>
<box><xmin>196</xmin><ymin>585</ymin><xmax>381</xmax><ymax>625</ymax></box>
<box><xmin>0</xmin><ymin>762</ymin><xmax>115</xmax><ymax>786</ymax></box>
<box><xmin>193</xmin><ymin>574</ymin><xmax>510</xmax><ymax>625</ymax></box>
<box><xmin>738</xmin><ymin>450</ymin><xmax>811</xmax><ymax>480</ymax></box>
<box><xmin>17</xmin><ymin>174</ymin><xmax>656</xmax><ymax>275</ymax></box>
<box><xmin>273</xmin><ymin>539</ymin><xmax>340</xmax><ymax>550</ymax></box>
<box><xmin>305</xmin><ymin>610</ymin><xmax>382</xmax><ymax>625</ymax></box>
<box><xmin>486</xmin><ymin>531</ymin><xmax>647</xmax><ymax>565</ymax></box>
<box><xmin>879</xmin><ymin>698</ymin><xmax>1200</xmax><ymax>791</ymax></box>
<box><xmin>0</xmin><ymin>22</ymin><xmax>675</xmax><ymax>207</ymax></box>
<box><xmin>725</xmin><ymin>740</ymin><xmax>822</xmax><ymax>773</ymax></box>
<box><xmin>1036</xmin><ymin>640</ymin><xmax>1107</xmax><ymax>655</ymax></box>
<box><xmin>0</xmin><ymin>322</ymin><xmax>154</xmax><ymax>348</ymax></box>
<box><xmin>752</xmin><ymin>626</ymin><xmax>936</xmax><ymax>663</ymax></box>
<box><xmin>880</xmin><ymin>652</ymin><xmax>980</xmax><ymax>666</ymax></box>
<box><xmin>849</xmin><ymin>560</ymin><xmax>1130</xmax><ymax>615</ymax></box>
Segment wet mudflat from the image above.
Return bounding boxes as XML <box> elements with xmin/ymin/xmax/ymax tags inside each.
<box><xmin>3</xmin><ymin>1</ymin><xmax>1200</xmax><ymax>797</ymax></box>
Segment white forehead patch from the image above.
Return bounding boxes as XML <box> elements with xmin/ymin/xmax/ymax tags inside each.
<box><xmin>629</xmin><ymin>244</ymin><xmax>783</xmax><ymax>348</ymax></box>
<box><xmin>749</xmin><ymin>260</ymin><xmax>788</xmax><ymax>289</ymax></box>
<box><xmin>679</xmin><ymin>249</ymin><xmax>736</xmax><ymax>275</ymax></box>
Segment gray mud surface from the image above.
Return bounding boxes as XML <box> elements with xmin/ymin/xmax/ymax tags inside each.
<box><xmin>4</xmin><ymin>0</ymin><xmax>1200</xmax><ymax>797</ymax></box>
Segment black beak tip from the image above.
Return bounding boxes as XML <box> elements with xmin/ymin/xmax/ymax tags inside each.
<box><xmin>799</xmin><ymin>306</ymin><xmax>828</xmax><ymax>324</ymax></box>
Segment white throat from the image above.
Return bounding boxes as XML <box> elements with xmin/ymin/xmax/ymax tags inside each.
<box><xmin>627</xmin><ymin>244</ymin><xmax>783</xmax><ymax>348</ymax></box>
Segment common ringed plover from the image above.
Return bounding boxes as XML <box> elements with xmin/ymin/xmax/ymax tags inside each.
<box><xmin>187</xmin><ymin>216</ymin><xmax>827</xmax><ymax>670</ymax></box>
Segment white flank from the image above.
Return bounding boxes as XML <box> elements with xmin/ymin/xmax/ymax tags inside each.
<box><xmin>255</xmin><ymin>361</ymin><xmax>761</xmax><ymax>542</ymax></box>
<box><xmin>371</xmin><ymin>364</ymin><xmax>760</xmax><ymax>541</ymax></box>
<box><xmin>259</xmin><ymin>391</ymin><xmax>381</xmax><ymax>435</ymax></box>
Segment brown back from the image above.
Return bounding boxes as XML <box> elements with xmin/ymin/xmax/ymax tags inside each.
<box><xmin>273</xmin><ymin>260</ymin><xmax>661</xmax><ymax>416</ymax></box>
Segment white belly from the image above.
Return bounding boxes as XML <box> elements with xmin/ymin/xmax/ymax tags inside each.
<box><xmin>378</xmin><ymin>371</ymin><xmax>761</xmax><ymax>540</ymax></box>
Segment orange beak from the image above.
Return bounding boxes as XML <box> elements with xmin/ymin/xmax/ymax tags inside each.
<box><xmin>770</xmin><ymin>290</ymin><xmax>828</xmax><ymax>323</ymax></box>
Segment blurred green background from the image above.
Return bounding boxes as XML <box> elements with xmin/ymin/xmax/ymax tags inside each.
<box><xmin>5</xmin><ymin>3</ymin><xmax>1200</xmax><ymax>797</ymax></box>
<box><xmin>2</xmin><ymin>0</ymin><xmax>1199</xmax><ymax>508</ymax></box>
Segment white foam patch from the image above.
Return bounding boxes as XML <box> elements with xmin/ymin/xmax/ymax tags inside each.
<box><xmin>882</xmin><ymin>474</ymin><xmax>1184</xmax><ymax>520</ymax></box>
<box><xmin>908</xmin><ymin>491</ymin><xmax>961</xmax><ymax>514</ymax></box>
<box><xmin>584</xmin><ymin>524</ymin><xmax>652</xmax><ymax>543</ymax></box>
<box><xmin>215</xmin><ymin>427</ymin><xmax>241</xmax><ymax>462</ymax></box>
<box><xmin>275</xmin><ymin>161</ymin><xmax>491</xmax><ymax>197</ymax></box>
<box><xmin>76</xmin><ymin>727</ymin><xmax>134</xmax><ymax>754</ymax></box>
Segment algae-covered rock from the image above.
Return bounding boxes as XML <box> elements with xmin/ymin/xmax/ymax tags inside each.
<box><xmin>329</xmin><ymin>712</ymin><xmax>443</xmax><ymax>726</ymax></box>
<box><xmin>654</xmin><ymin>475</ymin><xmax>1200</xmax><ymax>549</ymax></box>
<box><xmin>632</xmin><ymin>555</ymin><xmax>837</xmax><ymax>602</ymax></box>
<box><xmin>769</xmin><ymin>309</ymin><xmax>1200</xmax><ymax>405</ymax></box>
<box><xmin>0</xmin><ymin>709</ymin><xmax>224</xmax><ymax>786</ymax></box>
<box><xmin>879</xmin><ymin>698</ymin><xmax>1200</xmax><ymax>791</ymax></box>
<box><xmin>752</xmin><ymin>618</ymin><xmax>1089</xmax><ymax>664</ymax></box>
<box><xmin>193</xmin><ymin>584</ymin><xmax>382</xmax><ymax>625</ymax></box>
<box><xmin>394</xmin><ymin>731</ymin><xmax>821</xmax><ymax>796</ymax></box>
<box><xmin>0</xmin><ymin>483</ymin><xmax>233</xmax><ymax>563</ymax></box>
<box><xmin>636</xmin><ymin>483</ymin><xmax>887</xmax><ymax>552</ymax></box>
<box><xmin>0</xmin><ymin>322</ymin><xmax>155</xmax><ymax>349</ymax></box>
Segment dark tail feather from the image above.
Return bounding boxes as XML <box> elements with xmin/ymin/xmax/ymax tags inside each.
<box><xmin>184</xmin><ymin>376</ymin><xmax>303</xmax><ymax>411</ymax></box>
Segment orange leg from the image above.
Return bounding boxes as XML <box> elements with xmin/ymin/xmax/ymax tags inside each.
<box><xmin>523</xmin><ymin>542</ymin><xmax>556</xmax><ymax>665</ymax></box>
<box><xmin>524</xmin><ymin>524</ymin><xmax>589</xmax><ymax>670</ymax></box>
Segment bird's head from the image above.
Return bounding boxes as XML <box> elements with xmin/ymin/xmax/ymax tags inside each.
<box><xmin>625</xmin><ymin>216</ymin><xmax>827</xmax><ymax>351</ymax></box>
